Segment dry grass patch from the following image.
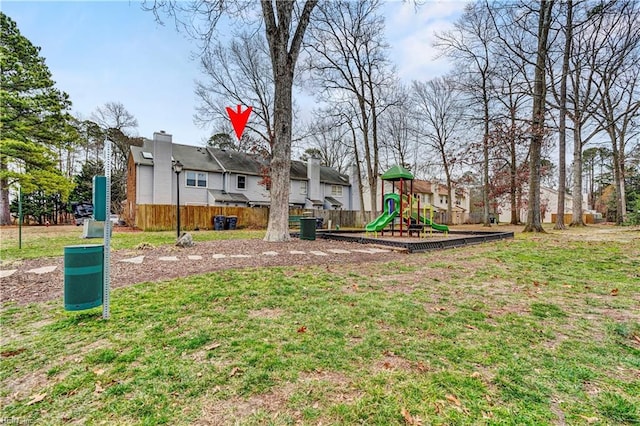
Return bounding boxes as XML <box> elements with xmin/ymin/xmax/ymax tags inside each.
<box><xmin>248</xmin><ymin>308</ymin><xmax>284</xmax><ymax>319</ymax></box>
<box><xmin>195</xmin><ymin>370</ymin><xmax>358</xmax><ymax>425</ymax></box>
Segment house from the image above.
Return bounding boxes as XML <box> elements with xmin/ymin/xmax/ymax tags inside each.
<box><xmin>408</xmin><ymin>179</ymin><xmax>470</xmax><ymax>225</ymax></box>
<box><xmin>496</xmin><ymin>186</ymin><xmax>589</xmax><ymax>224</ymax></box>
<box><xmin>126</xmin><ymin>131</ymin><xmax>359</xmax><ymax>224</ymax></box>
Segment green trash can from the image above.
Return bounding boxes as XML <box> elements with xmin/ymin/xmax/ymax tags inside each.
<box><xmin>299</xmin><ymin>217</ymin><xmax>317</xmax><ymax>241</ymax></box>
<box><xmin>64</xmin><ymin>244</ymin><xmax>104</xmax><ymax>311</ymax></box>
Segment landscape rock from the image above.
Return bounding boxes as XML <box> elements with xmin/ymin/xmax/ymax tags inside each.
<box><xmin>176</xmin><ymin>232</ymin><xmax>194</xmax><ymax>248</ymax></box>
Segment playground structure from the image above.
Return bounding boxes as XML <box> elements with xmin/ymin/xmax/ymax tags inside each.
<box><xmin>365</xmin><ymin>165</ymin><xmax>449</xmax><ymax>237</ymax></box>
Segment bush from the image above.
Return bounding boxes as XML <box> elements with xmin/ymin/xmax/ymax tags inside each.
<box><xmin>627</xmin><ymin>198</ymin><xmax>640</xmax><ymax>225</ymax></box>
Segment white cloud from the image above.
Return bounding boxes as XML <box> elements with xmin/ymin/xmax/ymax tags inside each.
<box><xmin>384</xmin><ymin>1</ymin><xmax>468</xmax><ymax>82</ymax></box>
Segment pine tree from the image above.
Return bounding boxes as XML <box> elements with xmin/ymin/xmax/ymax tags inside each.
<box><xmin>0</xmin><ymin>12</ymin><xmax>76</xmax><ymax>224</ymax></box>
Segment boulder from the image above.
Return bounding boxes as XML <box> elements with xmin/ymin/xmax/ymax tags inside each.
<box><xmin>176</xmin><ymin>232</ymin><xmax>194</xmax><ymax>248</ymax></box>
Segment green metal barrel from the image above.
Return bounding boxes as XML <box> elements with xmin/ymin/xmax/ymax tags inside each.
<box><xmin>64</xmin><ymin>244</ymin><xmax>104</xmax><ymax>311</ymax></box>
<box><xmin>299</xmin><ymin>217</ymin><xmax>317</xmax><ymax>241</ymax></box>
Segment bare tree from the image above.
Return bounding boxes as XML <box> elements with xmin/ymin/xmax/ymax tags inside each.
<box><xmin>563</xmin><ymin>2</ymin><xmax>613</xmax><ymax>226</ymax></box>
<box><xmin>523</xmin><ymin>0</ymin><xmax>555</xmax><ymax>233</ymax></box>
<box><xmin>549</xmin><ymin>0</ymin><xmax>573</xmax><ymax>230</ymax></box>
<box><xmin>90</xmin><ymin>102</ymin><xmax>142</xmax><ymax>215</ymax></box>
<box><xmin>194</xmin><ymin>32</ymin><xmax>275</xmax><ymax>151</ymax></box>
<box><xmin>91</xmin><ymin>101</ymin><xmax>140</xmax><ymax>171</ymax></box>
<box><xmin>590</xmin><ymin>1</ymin><xmax>640</xmax><ymax>224</ymax></box>
<box><xmin>487</xmin><ymin>0</ymin><xmax>555</xmax><ymax>232</ymax></box>
<box><xmin>302</xmin><ymin>0</ymin><xmax>394</xmax><ymax>215</ymax></box>
<box><xmin>146</xmin><ymin>0</ymin><xmax>318</xmax><ymax>241</ymax></box>
<box><xmin>435</xmin><ymin>1</ymin><xmax>497</xmax><ymax>227</ymax></box>
<box><xmin>379</xmin><ymin>83</ymin><xmax>412</xmax><ymax>169</ymax></box>
<box><xmin>304</xmin><ymin>113</ymin><xmax>351</xmax><ymax>174</ymax></box>
<box><xmin>412</xmin><ymin>77</ymin><xmax>465</xmax><ymax>224</ymax></box>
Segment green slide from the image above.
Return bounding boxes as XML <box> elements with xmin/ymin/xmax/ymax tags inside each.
<box><xmin>412</xmin><ymin>212</ymin><xmax>449</xmax><ymax>233</ymax></box>
<box><xmin>365</xmin><ymin>210</ymin><xmax>398</xmax><ymax>232</ymax></box>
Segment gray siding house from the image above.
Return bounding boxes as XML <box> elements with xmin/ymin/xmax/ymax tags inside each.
<box><xmin>126</xmin><ymin>132</ymin><xmax>359</xmax><ymax>222</ymax></box>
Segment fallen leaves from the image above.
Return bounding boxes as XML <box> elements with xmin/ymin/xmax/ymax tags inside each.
<box><xmin>229</xmin><ymin>367</ymin><xmax>243</xmax><ymax>377</ymax></box>
<box><xmin>94</xmin><ymin>382</ymin><xmax>104</xmax><ymax>395</ymax></box>
<box><xmin>401</xmin><ymin>407</ymin><xmax>422</xmax><ymax>425</ymax></box>
<box><xmin>470</xmin><ymin>371</ymin><xmax>482</xmax><ymax>379</ymax></box>
<box><xmin>445</xmin><ymin>394</ymin><xmax>462</xmax><ymax>407</ymax></box>
<box><xmin>297</xmin><ymin>326</ymin><xmax>307</xmax><ymax>333</ymax></box>
<box><xmin>465</xmin><ymin>324</ymin><xmax>478</xmax><ymax>331</ymax></box>
<box><xmin>27</xmin><ymin>393</ymin><xmax>47</xmax><ymax>406</ymax></box>
<box><xmin>610</xmin><ymin>288</ymin><xmax>619</xmax><ymax>296</ymax></box>
<box><xmin>579</xmin><ymin>415</ymin><xmax>599</xmax><ymax>424</ymax></box>
<box><xmin>415</xmin><ymin>361</ymin><xmax>429</xmax><ymax>372</ymax></box>
<box><xmin>1</xmin><ymin>348</ymin><xmax>26</xmax><ymax>358</ymax></box>
<box><xmin>205</xmin><ymin>342</ymin><xmax>221</xmax><ymax>351</ymax></box>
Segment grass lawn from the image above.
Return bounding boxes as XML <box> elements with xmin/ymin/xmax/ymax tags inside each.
<box><xmin>1</xmin><ymin>226</ymin><xmax>639</xmax><ymax>424</ymax></box>
<box><xmin>0</xmin><ymin>226</ymin><xmax>265</xmax><ymax>262</ymax></box>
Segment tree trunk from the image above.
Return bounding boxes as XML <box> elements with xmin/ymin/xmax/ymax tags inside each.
<box><xmin>369</xmin><ymin>83</ymin><xmax>381</xmax><ymax>218</ymax></box>
<box><xmin>510</xmin><ymin>108</ymin><xmax>519</xmax><ymax>225</ymax></box>
<box><xmin>0</xmin><ymin>176</ymin><xmax>12</xmax><ymax>225</ymax></box>
<box><xmin>570</xmin><ymin>127</ymin><xmax>585</xmax><ymax>226</ymax></box>
<box><xmin>349</xmin><ymin>123</ymin><xmax>367</xmax><ymax>221</ymax></box>
<box><xmin>482</xmin><ymin>92</ymin><xmax>491</xmax><ymax>227</ymax></box>
<box><xmin>611</xmin><ymin>136</ymin><xmax>624</xmax><ymax>225</ymax></box>
<box><xmin>510</xmin><ymin>150</ymin><xmax>518</xmax><ymax>224</ymax></box>
<box><xmin>264</xmin><ymin>64</ymin><xmax>293</xmax><ymax>241</ymax></box>
<box><xmin>262</xmin><ymin>0</ymin><xmax>318</xmax><ymax>241</ymax></box>
<box><xmin>523</xmin><ymin>0</ymin><xmax>553</xmax><ymax>233</ymax></box>
<box><xmin>446</xmin><ymin>183</ymin><xmax>453</xmax><ymax>225</ymax></box>
<box><xmin>554</xmin><ymin>0</ymin><xmax>572</xmax><ymax>230</ymax></box>
<box><xmin>588</xmin><ymin>156</ymin><xmax>595</xmax><ymax>210</ymax></box>
<box><xmin>618</xmin><ymin>145</ymin><xmax>626</xmax><ymax>223</ymax></box>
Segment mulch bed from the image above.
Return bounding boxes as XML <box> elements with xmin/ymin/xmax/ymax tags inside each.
<box><xmin>1</xmin><ymin>238</ymin><xmax>408</xmax><ymax>306</ymax></box>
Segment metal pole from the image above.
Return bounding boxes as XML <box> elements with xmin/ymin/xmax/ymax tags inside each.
<box><xmin>18</xmin><ymin>187</ymin><xmax>22</xmax><ymax>250</ymax></box>
<box><xmin>103</xmin><ymin>139</ymin><xmax>112</xmax><ymax>320</ymax></box>
<box><xmin>176</xmin><ymin>172</ymin><xmax>181</xmax><ymax>240</ymax></box>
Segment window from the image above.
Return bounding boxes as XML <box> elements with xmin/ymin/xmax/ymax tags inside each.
<box><xmin>300</xmin><ymin>181</ymin><xmax>308</xmax><ymax>195</ymax></box>
<box><xmin>186</xmin><ymin>171</ymin><xmax>207</xmax><ymax>188</ymax></box>
<box><xmin>331</xmin><ymin>185</ymin><xmax>343</xmax><ymax>197</ymax></box>
<box><xmin>237</xmin><ymin>175</ymin><xmax>246</xmax><ymax>190</ymax></box>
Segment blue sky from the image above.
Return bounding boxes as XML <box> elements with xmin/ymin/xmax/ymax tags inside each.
<box><xmin>3</xmin><ymin>1</ymin><xmax>466</xmax><ymax>146</ymax></box>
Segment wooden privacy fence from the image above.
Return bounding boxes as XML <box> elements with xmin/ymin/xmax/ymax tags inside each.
<box><xmin>134</xmin><ymin>205</ymin><xmax>374</xmax><ymax>231</ymax></box>
<box><xmin>551</xmin><ymin>213</ymin><xmax>597</xmax><ymax>224</ymax></box>
<box><xmin>135</xmin><ymin>205</ymin><xmax>270</xmax><ymax>231</ymax></box>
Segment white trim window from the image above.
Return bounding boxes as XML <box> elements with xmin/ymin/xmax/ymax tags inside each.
<box><xmin>237</xmin><ymin>175</ymin><xmax>247</xmax><ymax>190</ymax></box>
<box><xmin>186</xmin><ymin>171</ymin><xmax>207</xmax><ymax>188</ymax></box>
<box><xmin>300</xmin><ymin>181</ymin><xmax>308</xmax><ymax>195</ymax></box>
<box><xmin>331</xmin><ymin>185</ymin><xmax>343</xmax><ymax>197</ymax></box>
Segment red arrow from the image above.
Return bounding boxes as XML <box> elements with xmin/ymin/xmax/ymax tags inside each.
<box><xmin>226</xmin><ymin>105</ymin><xmax>253</xmax><ymax>140</ymax></box>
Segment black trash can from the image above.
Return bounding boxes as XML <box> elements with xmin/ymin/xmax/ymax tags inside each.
<box><xmin>299</xmin><ymin>217</ymin><xmax>316</xmax><ymax>241</ymax></box>
<box><xmin>315</xmin><ymin>217</ymin><xmax>324</xmax><ymax>229</ymax></box>
<box><xmin>214</xmin><ymin>215</ymin><xmax>226</xmax><ymax>230</ymax></box>
<box><xmin>64</xmin><ymin>244</ymin><xmax>104</xmax><ymax>311</ymax></box>
<box><xmin>226</xmin><ymin>216</ymin><xmax>238</xmax><ymax>230</ymax></box>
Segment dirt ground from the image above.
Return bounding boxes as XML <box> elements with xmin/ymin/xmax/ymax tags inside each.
<box><xmin>1</xmin><ymin>224</ymin><xmax>637</xmax><ymax>306</ymax></box>
<box><xmin>0</xmin><ymin>238</ymin><xmax>409</xmax><ymax>305</ymax></box>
